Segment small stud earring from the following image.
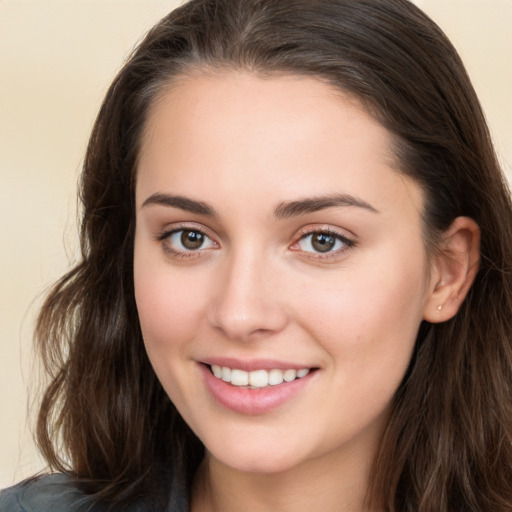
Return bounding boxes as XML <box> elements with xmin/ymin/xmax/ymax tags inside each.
<box><xmin>437</xmin><ymin>305</ymin><xmax>443</xmax><ymax>311</ymax></box>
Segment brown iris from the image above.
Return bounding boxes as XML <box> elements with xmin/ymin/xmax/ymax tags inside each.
<box><xmin>311</xmin><ymin>233</ymin><xmax>336</xmax><ymax>253</ymax></box>
<box><xmin>180</xmin><ymin>230</ymin><xmax>205</xmax><ymax>250</ymax></box>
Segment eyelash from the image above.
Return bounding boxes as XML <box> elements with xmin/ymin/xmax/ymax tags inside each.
<box><xmin>156</xmin><ymin>226</ymin><xmax>217</xmax><ymax>260</ymax></box>
<box><xmin>291</xmin><ymin>228</ymin><xmax>355</xmax><ymax>260</ymax></box>
<box><xmin>156</xmin><ymin>226</ymin><xmax>355</xmax><ymax>261</ymax></box>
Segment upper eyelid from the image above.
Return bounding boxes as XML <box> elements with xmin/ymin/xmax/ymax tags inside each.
<box><xmin>293</xmin><ymin>225</ymin><xmax>355</xmax><ymax>242</ymax></box>
<box><xmin>157</xmin><ymin>222</ymin><xmax>216</xmax><ymax>240</ymax></box>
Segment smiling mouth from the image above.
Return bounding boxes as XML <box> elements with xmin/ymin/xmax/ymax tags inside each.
<box><xmin>207</xmin><ymin>364</ymin><xmax>314</xmax><ymax>389</ymax></box>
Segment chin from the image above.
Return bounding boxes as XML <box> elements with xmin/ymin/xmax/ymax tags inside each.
<box><xmin>212</xmin><ymin>449</ymin><xmax>303</xmax><ymax>475</ymax></box>
<box><xmin>202</xmin><ymin>430</ymin><xmax>316</xmax><ymax>475</ymax></box>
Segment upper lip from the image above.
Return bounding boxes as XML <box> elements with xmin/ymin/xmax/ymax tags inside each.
<box><xmin>200</xmin><ymin>357</ymin><xmax>315</xmax><ymax>372</ymax></box>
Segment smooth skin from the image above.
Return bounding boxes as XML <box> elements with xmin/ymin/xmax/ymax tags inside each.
<box><xmin>134</xmin><ymin>72</ymin><xmax>479</xmax><ymax>512</ymax></box>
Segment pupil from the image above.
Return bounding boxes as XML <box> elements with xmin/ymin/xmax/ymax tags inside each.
<box><xmin>312</xmin><ymin>233</ymin><xmax>335</xmax><ymax>253</ymax></box>
<box><xmin>181</xmin><ymin>230</ymin><xmax>204</xmax><ymax>250</ymax></box>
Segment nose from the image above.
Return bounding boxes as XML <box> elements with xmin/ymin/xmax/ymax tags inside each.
<box><xmin>206</xmin><ymin>249</ymin><xmax>288</xmax><ymax>341</ymax></box>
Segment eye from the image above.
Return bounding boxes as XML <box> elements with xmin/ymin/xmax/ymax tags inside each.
<box><xmin>164</xmin><ymin>228</ymin><xmax>217</xmax><ymax>253</ymax></box>
<box><xmin>296</xmin><ymin>230</ymin><xmax>353</xmax><ymax>255</ymax></box>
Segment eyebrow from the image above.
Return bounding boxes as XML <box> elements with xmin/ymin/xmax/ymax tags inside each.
<box><xmin>141</xmin><ymin>192</ymin><xmax>379</xmax><ymax>218</ymax></box>
<box><xmin>274</xmin><ymin>194</ymin><xmax>379</xmax><ymax>218</ymax></box>
<box><xmin>141</xmin><ymin>193</ymin><xmax>217</xmax><ymax>216</ymax></box>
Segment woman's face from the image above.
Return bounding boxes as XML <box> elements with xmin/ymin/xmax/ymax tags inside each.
<box><xmin>134</xmin><ymin>72</ymin><xmax>435</xmax><ymax>475</ymax></box>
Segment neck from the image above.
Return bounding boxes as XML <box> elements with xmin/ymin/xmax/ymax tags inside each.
<box><xmin>191</xmin><ymin>441</ymin><xmax>380</xmax><ymax>512</ymax></box>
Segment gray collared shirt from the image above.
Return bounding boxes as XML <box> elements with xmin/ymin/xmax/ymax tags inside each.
<box><xmin>0</xmin><ymin>473</ymin><xmax>189</xmax><ymax>512</ymax></box>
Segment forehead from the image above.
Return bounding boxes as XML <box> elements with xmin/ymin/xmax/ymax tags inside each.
<box><xmin>139</xmin><ymin>71</ymin><xmax>385</xmax><ymax>165</ymax></box>
<box><xmin>136</xmin><ymin>71</ymin><xmax>422</xmax><ymax>216</ymax></box>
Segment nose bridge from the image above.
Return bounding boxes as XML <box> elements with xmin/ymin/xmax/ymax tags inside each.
<box><xmin>208</xmin><ymin>243</ymin><xmax>286</xmax><ymax>340</ymax></box>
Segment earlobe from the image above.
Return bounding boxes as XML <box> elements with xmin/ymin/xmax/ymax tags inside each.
<box><xmin>423</xmin><ymin>217</ymin><xmax>480</xmax><ymax>323</ymax></box>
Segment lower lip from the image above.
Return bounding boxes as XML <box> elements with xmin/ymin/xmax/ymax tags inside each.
<box><xmin>199</xmin><ymin>364</ymin><xmax>315</xmax><ymax>415</ymax></box>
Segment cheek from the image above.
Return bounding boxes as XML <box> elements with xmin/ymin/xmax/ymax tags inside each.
<box><xmin>133</xmin><ymin>256</ymin><xmax>211</xmax><ymax>410</ymax></box>
<box><xmin>295</xmin><ymin>253</ymin><xmax>427</xmax><ymax>380</ymax></box>
<box><xmin>133</xmin><ymin>251</ymin><xmax>208</xmax><ymax>354</ymax></box>
<box><xmin>298</xmin><ymin>265</ymin><xmax>425</xmax><ymax>436</ymax></box>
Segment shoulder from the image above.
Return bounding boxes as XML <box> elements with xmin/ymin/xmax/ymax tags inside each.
<box><xmin>0</xmin><ymin>471</ymin><xmax>190</xmax><ymax>512</ymax></box>
<box><xmin>0</xmin><ymin>474</ymin><xmax>107</xmax><ymax>512</ymax></box>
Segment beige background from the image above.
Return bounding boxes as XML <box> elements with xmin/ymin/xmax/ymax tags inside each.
<box><xmin>1</xmin><ymin>0</ymin><xmax>511</xmax><ymax>488</ymax></box>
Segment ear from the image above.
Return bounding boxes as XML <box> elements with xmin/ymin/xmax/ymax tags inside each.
<box><xmin>423</xmin><ymin>216</ymin><xmax>480</xmax><ymax>323</ymax></box>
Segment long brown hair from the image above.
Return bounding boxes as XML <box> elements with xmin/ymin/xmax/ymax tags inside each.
<box><xmin>35</xmin><ymin>0</ymin><xmax>512</xmax><ymax>509</ymax></box>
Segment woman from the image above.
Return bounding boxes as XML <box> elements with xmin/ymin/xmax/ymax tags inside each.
<box><xmin>1</xmin><ymin>0</ymin><xmax>511</xmax><ymax>510</ymax></box>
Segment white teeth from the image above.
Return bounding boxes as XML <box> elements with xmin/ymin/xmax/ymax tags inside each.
<box><xmin>283</xmin><ymin>369</ymin><xmax>297</xmax><ymax>382</ymax></box>
<box><xmin>221</xmin><ymin>367</ymin><xmax>231</xmax><ymax>382</ymax></box>
<box><xmin>268</xmin><ymin>369</ymin><xmax>284</xmax><ymax>386</ymax></box>
<box><xmin>231</xmin><ymin>369</ymin><xmax>249</xmax><ymax>386</ymax></box>
<box><xmin>249</xmin><ymin>369</ymin><xmax>269</xmax><ymax>388</ymax></box>
<box><xmin>209</xmin><ymin>365</ymin><xmax>311</xmax><ymax>388</ymax></box>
